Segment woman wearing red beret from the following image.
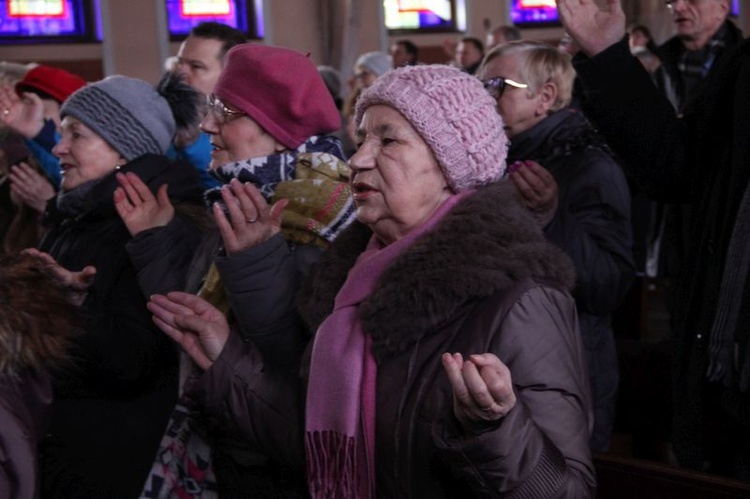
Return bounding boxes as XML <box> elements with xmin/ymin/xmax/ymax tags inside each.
<box><xmin>122</xmin><ymin>44</ymin><xmax>356</xmax><ymax>497</ymax></box>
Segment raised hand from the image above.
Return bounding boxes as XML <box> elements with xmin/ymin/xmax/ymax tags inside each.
<box><xmin>0</xmin><ymin>85</ymin><xmax>46</xmax><ymax>138</ymax></box>
<box><xmin>509</xmin><ymin>160</ymin><xmax>558</xmax><ymax>227</ymax></box>
<box><xmin>114</xmin><ymin>172</ymin><xmax>175</xmax><ymax>236</ymax></box>
<box><xmin>22</xmin><ymin>248</ymin><xmax>96</xmax><ymax>306</ymax></box>
<box><xmin>212</xmin><ymin>178</ymin><xmax>289</xmax><ymax>255</ymax></box>
<box><xmin>556</xmin><ymin>0</ymin><xmax>626</xmax><ymax>57</ymax></box>
<box><xmin>441</xmin><ymin>352</ymin><xmax>517</xmax><ymax>432</ymax></box>
<box><xmin>9</xmin><ymin>161</ymin><xmax>56</xmax><ymax>213</ymax></box>
<box><xmin>147</xmin><ymin>291</ymin><xmax>230</xmax><ymax>370</ymax></box>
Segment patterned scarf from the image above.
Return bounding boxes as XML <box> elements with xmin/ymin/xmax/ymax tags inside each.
<box><xmin>305</xmin><ymin>193</ymin><xmax>468</xmax><ymax>499</ymax></box>
<box><xmin>677</xmin><ymin>23</ymin><xmax>727</xmax><ymax>110</ymax></box>
<box><xmin>199</xmin><ymin>135</ymin><xmax>356</xmax><ymax>314</ymax></box>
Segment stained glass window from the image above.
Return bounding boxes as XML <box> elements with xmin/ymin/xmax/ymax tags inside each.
<box><xmin>384</xmin><ymin>0</ymin><xmax>459</xmax><ymax>32</ymax></box>
<box><xmin>165</xmin><ymin>0</ymin><xmax>263</xmax><ymax>39</ymax></box>
<box><xmin>510</xmin><ymin>0</ymin><xmax>559</xmax><ymax>27</ymax></box>
<box><xmin>0</xmin><ymin>0</ymin><xmax>99</xmax><ymax>41</ymax></box>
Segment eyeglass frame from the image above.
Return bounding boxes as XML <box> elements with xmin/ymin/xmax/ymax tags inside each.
<box><xmin>206</xmin><ymin>94</ymin><xmax>246</xmax><ymax>124</ymax></box>
<box><xmin>480</xmin><ymin>76</ymin><xmax>529</xmax><ymax>100</ymax></box>
<box><xmin>664</xmin><ymin>0</ymin><xmax>700</xmax><ymax>7</ymax></box>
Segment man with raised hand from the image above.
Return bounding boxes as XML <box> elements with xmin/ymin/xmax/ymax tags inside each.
<box><xmin>556</xmin><ymin>0</ymin><xmax>750</xmax><ymax>479</ymax></box>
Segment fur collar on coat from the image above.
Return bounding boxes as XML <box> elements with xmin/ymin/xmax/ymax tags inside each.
<box><xmin>298</xmin><ymin>180</ymin><xmax>576</xmax><ymax>362</ymax></box>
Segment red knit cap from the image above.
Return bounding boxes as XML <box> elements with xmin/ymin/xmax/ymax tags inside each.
<box><xmin>15</xmin><ymin>65</ymin><xmax>87</xmax><ymax>104</ymax></box>
<box><xmin>213</xmin><ymin>44</ymin><xmax>341</xmax><ymax>149</ymax></box>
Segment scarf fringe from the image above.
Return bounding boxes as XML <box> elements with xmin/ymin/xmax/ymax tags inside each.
<box><xmin>305</xmin><ymin>430</ymin><xmax>357</xmax><ymax>498</ymax></box>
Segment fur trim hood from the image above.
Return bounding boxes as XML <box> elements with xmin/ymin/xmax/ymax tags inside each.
<box><xmin>298</xmin><ymin>180</ymin><xmax>576</xmax><ymax>360</ymax></box>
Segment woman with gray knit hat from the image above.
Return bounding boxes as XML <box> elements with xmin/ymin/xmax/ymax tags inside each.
<box><xmin>33</xmin><ymin>73</ymin><xmax>208</xmax><ymax>499</ymax></box>
<box><xmin>149</xmin><ymin>64</ymin><xmax>596</xmax><ymax>497</ymax></box>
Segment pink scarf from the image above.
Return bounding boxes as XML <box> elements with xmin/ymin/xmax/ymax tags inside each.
<box><xmin>305</xmin><ymin>193</ymin><xmax>468</xmax><ymax>498</ymax></box>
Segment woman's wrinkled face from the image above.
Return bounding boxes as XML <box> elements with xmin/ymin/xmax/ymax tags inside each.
<box><xmin>349</xmin><ymin>105</ymin><xmax>450</xmax><ymax>245</ymax></box>
<box><xmin>52</xmin><ymin>116</ymin><xmax>125</xmax><ymax>192</ymax></box>
<box><xmin>200</xmin><ymin>94</ymin><xmax>283</xmax><ymax>169</ymax></box>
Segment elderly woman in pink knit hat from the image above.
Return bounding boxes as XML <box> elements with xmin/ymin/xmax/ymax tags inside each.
<box><xmin>149</xmin><ymin>64</ymin><xmax>595</xmax><ymax>497</ymax></box>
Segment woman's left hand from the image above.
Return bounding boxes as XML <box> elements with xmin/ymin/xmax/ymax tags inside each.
<box><xmin>509</xmin><ymin>160</ymin><xmax>558</xmax><ymax>227</ymax></box>
<box><xmin>441</xmin><ymin>352</ymin><xmax>517</xmax><ymax>432</ymax></box>
<box><xmin>147</xmin><ymin>291</ymin><xmax>230</xmax><ymax>370</ymax></box>
<box><xmin>213</xmin><ymin>178</ymin><xmax>289</xmax><ymax>255</ymax></box>
<box><xmin>114</xmin><ymin>172</ymin><xmax>175</xmax><ymax>236</ymax></box>
<box><xmin>9</xmin><ymin>161</ymin><xmax>56</xmax><ymax>213</ymax></box>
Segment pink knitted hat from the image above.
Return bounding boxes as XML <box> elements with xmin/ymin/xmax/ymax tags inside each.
<box><xmin>213</xmin><ymin>44</ymin><xmax>341</xmax><ymax>149</ymax></box>
<box><xmin>354</xmin><ymin>64</ymin><xmax>508</xmax><ymax>192</ymax></box>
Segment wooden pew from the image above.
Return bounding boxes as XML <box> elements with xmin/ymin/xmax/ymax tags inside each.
<box><xmin>594</xmin><ymin>453</ymin><xmax>750</xmax><ymax>498</ymax></box>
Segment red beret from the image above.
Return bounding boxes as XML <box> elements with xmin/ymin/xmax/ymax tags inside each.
<box><xmin>15</xmin><ymin>65</ymin><xmax>87</xmax><ymax>104</ymax></box>
<box><xmin>213</xmin><ymin>44</ymin><xmax>341</xmax><ymax>149</ymax></box>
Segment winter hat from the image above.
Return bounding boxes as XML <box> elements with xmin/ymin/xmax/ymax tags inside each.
<box><xmin>213</xmin><ymin>44</ymin><xmax>341</xmax><ymax>150</ymax></box>
<box><xmin>355</xmin><ymin>64</ymin><xmax>508</xmax><ymax>192</ymax></box>
<box><xmin>317</xmin><ymin>65</ymin><xmax>342</xmax><ymax>101</ymax></box>
<box><xmin>355</xmin><ymin>51</ymin><xmax>392</xmax><ymax>77</ymax></box>
<box><xmin>15</xmin><ymin>65</ymin><xmax>86</xmax><ymax>104</ymax></box>
<box><xmin>61</xmin><ymin>73</ymin><xmax>199</xmax><ymax>161</ymax></box>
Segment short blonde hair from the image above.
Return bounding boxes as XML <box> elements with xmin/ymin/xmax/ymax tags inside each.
<box><xmin>481</xmin><ymin>40</ymin><xmax>575</xmax><ymax>113</ymax></box>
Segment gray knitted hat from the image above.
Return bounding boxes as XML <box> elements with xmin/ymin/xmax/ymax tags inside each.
<box><xmin>355</xmin><ymin>51</ymin><xmax>392</xmax><ymax>77</ymax></box>
<box><xmin>61</xmin><ymin>75</ymin><xmax>176</xmax><ymax>161</ymax></box>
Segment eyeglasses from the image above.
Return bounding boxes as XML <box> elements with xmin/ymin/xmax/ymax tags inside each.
<box><xmin>481</xmin><ymin>76</ymin><xmax>529</xmax><ymax>100</ymax></box>
<box><xmin>664</xmin><ymin>0</ymin><xmax>699</xmax><ymax>7</ymax></box>
<box><xmin>207</xmin><ymin>94</ymin><xmax>245</xmax><ymax>124</ymax></box>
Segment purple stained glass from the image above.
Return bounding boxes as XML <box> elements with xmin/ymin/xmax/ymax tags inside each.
<box><xmin>0</xmin><ymin>0</ymin><xmax>87</xmax><ymax>37</ymax></box>
<box><xmin>510</xmin><ymin>0</ymin><xmax>559</xmax><ymax>26</ymax></box>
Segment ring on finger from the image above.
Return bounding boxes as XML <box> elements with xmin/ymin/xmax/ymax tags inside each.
<box><xmin>2</xmin><ymin>108</ymin><xmax>9</xmax><ymax>116</ymax></box>
<box><xmin>246</xmin><ymin>215</ymin><xmax>258</xmax><ymax>223</ymax></box>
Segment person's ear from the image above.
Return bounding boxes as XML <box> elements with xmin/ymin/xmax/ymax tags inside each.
<box><xmin>535</xmin><ymin>82</ymin><xmax>558</xmax><ymax>116</ymax></box>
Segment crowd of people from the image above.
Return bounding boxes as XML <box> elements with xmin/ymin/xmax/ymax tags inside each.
<box><xmin>0</xmin><ymin>0</ymin><xmax>748</xmax><ymax>495</ymax></box>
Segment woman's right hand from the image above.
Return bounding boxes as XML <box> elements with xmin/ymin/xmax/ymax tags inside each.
<box><xmin>114</xmin><ymin>172</ymin><xmax>175</xmax><ymax>236</ymax></box>
<box><xmin>147</xmin><ymin>291</ymin><xmax>230</xmax><ymax>370</ymax></box>
<box><xmin>0</xmin><ymin>85</ymin><xmax>46</xmax><ymax>139</ymax></box>
<box><xmin>213</xmin><ymin>178</ymin><xmax>289</xmax><ymax>255</ymax></box>
<box><xmin>441</xmin><ymin>352</ymin><xmax>517</xmax><ymax>433</ymax></box>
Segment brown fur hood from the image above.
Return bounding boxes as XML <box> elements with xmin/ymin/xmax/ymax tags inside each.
<box><xmin>0</xmin><ymin>253</ymin><xmax>77</xmax><ymax>376</ymax></box>
<box><xmin>298</xmin><ymin>180</ymin><xmax>576</xmax><ymax>360</ymax></box>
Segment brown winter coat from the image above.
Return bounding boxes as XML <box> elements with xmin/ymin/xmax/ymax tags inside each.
<box><xmin>190</xmin><ymin>180</ymin><xmax>596</xmax><ymax>497</ymax></box>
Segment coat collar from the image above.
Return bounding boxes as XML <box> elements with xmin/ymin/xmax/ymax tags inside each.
<box><xmin>298</xmin><ymin>180</ymin><xmax>575</xmax><ymax>360</ymax></box>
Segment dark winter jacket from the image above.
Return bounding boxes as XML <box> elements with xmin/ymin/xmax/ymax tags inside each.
<box><xmin>657</xmin><ymin>19</ymin><xmax>744</xmax><ymax>114</ymax></box>
<box><xmin>574</xmin><ymin>37</ymin><xmax>750</xmax><ymax>469</ymax></box>
<box><xmin>507</xmin><ymin>108</ymin><xmax>634</xmax><ymax>451</ymax></box>
<box><xmin>37</xmin><ymin>154</ymin><xmax>206</xmax><ymax>499</ymax></box>
<box><xmin>189</xmin><ymin>180</ymin><xmax>596</xmax><ymax>497</ymax></box>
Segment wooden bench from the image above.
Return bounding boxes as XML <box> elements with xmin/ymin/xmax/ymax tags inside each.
<box><xmin>594</xmin><ymin>453</ymin><xmax>750</xmax><ymax>498</ymax></box>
